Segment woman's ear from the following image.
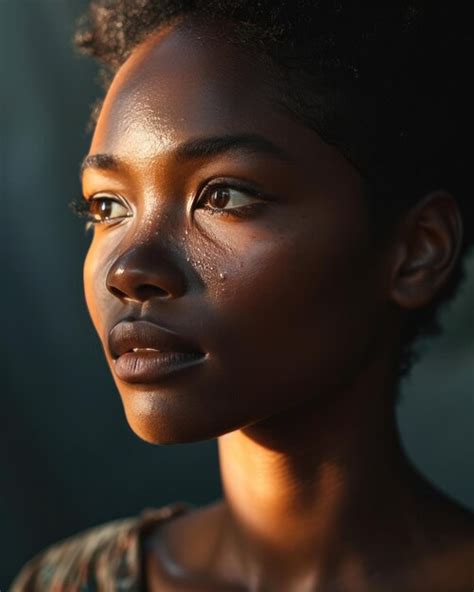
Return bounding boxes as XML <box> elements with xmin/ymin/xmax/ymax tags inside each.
<box><xmin>389</xmin><ymin>191</ymin><xmax>463</xmax><ymax>310</ymax></box>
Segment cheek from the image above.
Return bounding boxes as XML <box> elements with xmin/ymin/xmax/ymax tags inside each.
<box><xmin>206</xmin><ymin>215</ymin><xmax>381</xmax><ymax>393</ymax></box>
<box><xmin>83</xmin><ymin>235</ymin><xmax>111</xmax><ymax>338</ymax></box>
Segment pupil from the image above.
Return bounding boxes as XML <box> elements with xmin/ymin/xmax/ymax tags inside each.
<box><xmin>210</xmin><ymin>188</ymin><xmax>230</xmax><ymax>209</ymax></box>
<box><xmin>100</xmin><ymin>200</ymin><xmax>111</xmax><ymax>217</ymax></box>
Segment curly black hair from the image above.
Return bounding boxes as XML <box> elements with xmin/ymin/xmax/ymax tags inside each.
<box><xmin>74</xmin><ymin>0</ymin><xmax>474</xmax><ymax>381</ymax></box>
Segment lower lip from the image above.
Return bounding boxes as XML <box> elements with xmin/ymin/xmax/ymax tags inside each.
<box><xmin>114</xmin><ymin>351</ymin><xmax>206</xmax><ymax>384</ymax></box>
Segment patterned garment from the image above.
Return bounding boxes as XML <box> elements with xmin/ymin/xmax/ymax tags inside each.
<box><xmin>10</xmin><ymin>502</ymin><xmax>191</xmax><ymax>592</ymax></box>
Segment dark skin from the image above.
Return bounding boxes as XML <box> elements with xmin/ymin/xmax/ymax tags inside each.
<box><xmin>81</xmin><ymin>18</ymin><xmax>474</xmax><ymax>592</ymax></box>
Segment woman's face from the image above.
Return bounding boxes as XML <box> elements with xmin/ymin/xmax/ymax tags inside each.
<box><xmin>82</xmin><ymin>20</ymin><xmax>389</xmax><ymax>444</ymax></box>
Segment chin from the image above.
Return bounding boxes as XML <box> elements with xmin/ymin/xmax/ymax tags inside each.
<box><xmin>118</xmin><ymin>386</ymin><xmax>246</xmax><ymax>445</ymax></box>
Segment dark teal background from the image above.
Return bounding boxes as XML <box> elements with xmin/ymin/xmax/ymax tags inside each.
<box><xmin>2</xmin><ymin>1</ymin><xmax>473</xmax><ymax>588</ymax></box>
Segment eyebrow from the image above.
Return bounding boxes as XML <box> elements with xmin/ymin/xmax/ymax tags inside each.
<box><xmin>80</xmin><ymin>133</ymin><xmax>292</xmax><ymax>179</ymax></box>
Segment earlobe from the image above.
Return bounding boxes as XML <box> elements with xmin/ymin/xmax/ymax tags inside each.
<box><xmin>390</xmin><ymin>191</ymin><xmax>463</xmax><ymax>310</ymax></box>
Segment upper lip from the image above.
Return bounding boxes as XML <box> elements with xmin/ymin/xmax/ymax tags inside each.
<box><xmin>108</xmin><ymin>320</ymin><xmax>203</xmax><ymax>360</ymax></box>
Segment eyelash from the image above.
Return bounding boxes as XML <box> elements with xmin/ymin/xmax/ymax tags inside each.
<box><xmin>197</xmin><ymin>183</ymin><xmax>266</xmax><ymax>218</ymax></box>
<box><xmin>69</xmin><ymin>182</ymin><xmax>267</xmax><ymax>227</ymax></box>
<box><xmin>68</xmin><ymin>195</ymin><xmax>129</xmax><ymax>231</ymax></box>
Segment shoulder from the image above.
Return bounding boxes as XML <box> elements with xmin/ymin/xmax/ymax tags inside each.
<box><xmin>10</xmin><ymin>503</ymin><xmax>191</xmax><ymax>592</ymax></box>
<box><xmin>404</xmin><ymin>538</ymin><xmax>474</xmax><ymax>592</ymax></box>
<box><xmin>404</xmin><ymin>494</ymin><xmax>474</xmax><ymax>591</ymax></box>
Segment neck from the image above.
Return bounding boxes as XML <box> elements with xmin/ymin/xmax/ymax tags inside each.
<box><xmin>216</xmin><ymin>356</ymin><xmax>421</xmax><ymax>590</ymax></box>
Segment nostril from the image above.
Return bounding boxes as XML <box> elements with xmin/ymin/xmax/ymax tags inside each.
<box><xmin>108</xmin><ymin>285</ymin><xmax>127</xmax><ymax>299</ymax></box>
<box><xmin>106</xmin><ymin>280</ymin><xmax>173</xmax><ymax>301</ymax></box>
<box><xmin>136</xmin><ymin>284</ymin><xmax>170</xmax><ymax>300</ymax></box>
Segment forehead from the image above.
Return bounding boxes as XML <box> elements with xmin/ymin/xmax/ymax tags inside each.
<box><xmin>91</xmin><ymin>21</ymin><xmax>275</xmax><ymax>153</ymax></box>
<box><xmin>89</xmin><ymin>19</ymin><xmax>342</xmax><ymax>173</ymax></box>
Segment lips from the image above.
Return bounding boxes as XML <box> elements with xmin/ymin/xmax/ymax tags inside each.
<box><xmin>108</xmin><ymin>320</ymin><xmax>206</xmax><ymax>384</ymax></box>
<box><xmin>109</xmin><ymin>320</ymin><xmax>202</xmax><ymax>359</ymax></box>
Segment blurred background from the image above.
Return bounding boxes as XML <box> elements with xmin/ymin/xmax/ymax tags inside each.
<box><xmin>2</xmin><ymin>0</ymin><xmax>473</xmax><ymax>588</ymax></box>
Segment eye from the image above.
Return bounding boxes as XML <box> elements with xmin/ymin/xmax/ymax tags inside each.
<box><xmin>84</xmin><ymin>194</ymin><xmax>131</xmax><ymax>225</ymax></box>
<box><xmin>196</xmin><ymin>184</ymin><xmax>264</xmax><ymax>217</ymax></box>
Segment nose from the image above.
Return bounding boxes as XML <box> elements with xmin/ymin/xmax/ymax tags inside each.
<box><xmin>106</xmin><ymin>244</ymin><xmax>187</xmax><ymax>302</ymax></box>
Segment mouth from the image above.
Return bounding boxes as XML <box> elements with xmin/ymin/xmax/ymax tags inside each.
<box><xmin>130</xmin><ymin>347</ymin><xmax>160</xmax><ymax>352</ymax></box>
<box><xmin>108</xmin><ymin>320</ymin><xmax>206</xmax><ymax>384</ymax></box>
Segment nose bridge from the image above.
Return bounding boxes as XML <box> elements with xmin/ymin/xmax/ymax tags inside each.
<box><xmin>105</xmin><ymin>217</ymin><xmax>187</xmax><ymax>301</ymax></box>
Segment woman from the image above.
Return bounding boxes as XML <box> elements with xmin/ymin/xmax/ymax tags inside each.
<box><xmin>11</xmin><ymin>1</ymin><xmax>474</xmax><ymax>591</ymax></box>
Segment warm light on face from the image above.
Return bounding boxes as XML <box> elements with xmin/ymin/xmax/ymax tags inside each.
<box><xmin>82</xmin><ymin>21</ymin><xmax>385</xmax><ymax>445</ymax></box>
